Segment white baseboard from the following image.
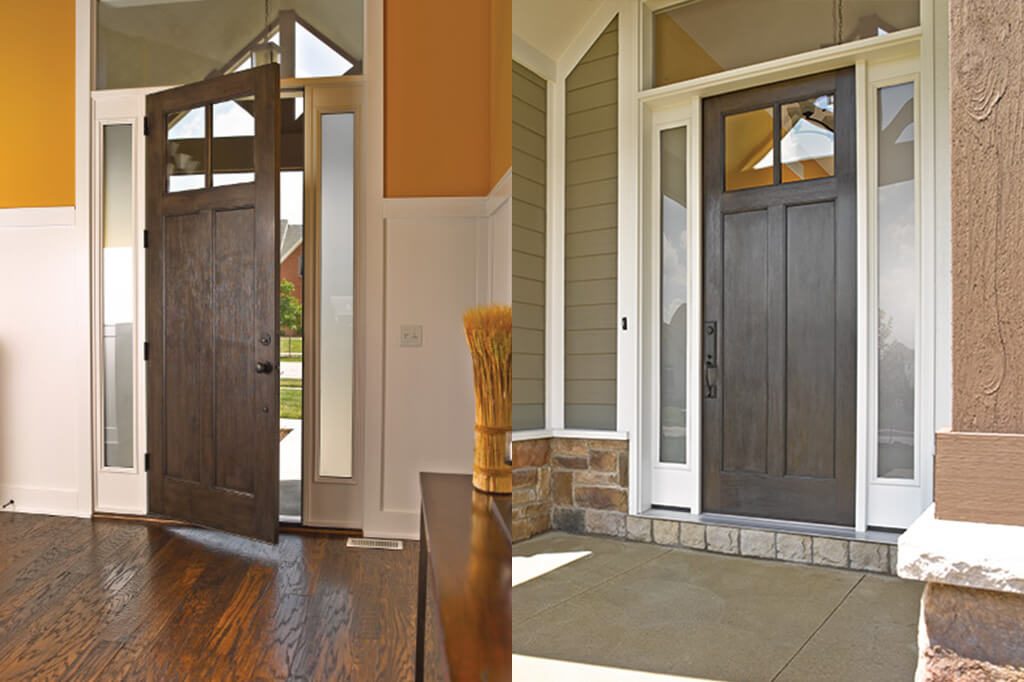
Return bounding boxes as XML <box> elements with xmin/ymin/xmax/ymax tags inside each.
<box><xmin>0</xmin><ymin>484</ymin><xmax>89</xmax><ymax>518</ymax></box>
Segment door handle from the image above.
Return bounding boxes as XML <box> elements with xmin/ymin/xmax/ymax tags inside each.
<box><xmin>704</xmin><ymin>321</ymin><xmax>718</xmax><ymax>399</ymax></box>
<box><xmin>255</xmin><ymin>361</ymin><xmax>275</xmax><ymax>374</ymax></box>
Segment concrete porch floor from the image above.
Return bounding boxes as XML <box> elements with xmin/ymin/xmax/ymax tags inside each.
<box><xmin>513</xmin><ymin>532</ymin><xmax>923</xmax><ymax>681</ymax></box>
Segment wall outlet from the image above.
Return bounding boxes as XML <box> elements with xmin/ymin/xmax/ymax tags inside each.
<box><xmin>400</xmin><ymin>325</ymin><xmax>423</xmax><ymax>347</ymax></box>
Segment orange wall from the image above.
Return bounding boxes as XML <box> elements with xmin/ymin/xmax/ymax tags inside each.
<box><xmin>490</xmin><ymin>0</ymin><xmax>512</xmax><ymax>188</ymax></box>
<box><xmin>385</xmin><ymin>0</ymin><xmax>510</xmax><ymax>197</ymax></box>
<box><xmin>0</xmin><ymin>0</ymin><xmax>76</xmax><ymax>209</ymax></box>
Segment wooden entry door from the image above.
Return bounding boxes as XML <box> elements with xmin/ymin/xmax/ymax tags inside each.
<box><xmin>701</xmin><ymin>69</ymin><xmax>856</xmax><ymax>526</ymax></box>
<box><xmin>146</xmin><ymin>65</ymin><xmax>281</xmax><ymax>542</ymax></box>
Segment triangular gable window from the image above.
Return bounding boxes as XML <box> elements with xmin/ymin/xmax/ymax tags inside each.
<box><xmin>217</xmin><ymin>10</ymin><xmax>359</xmax><ymax>80</ymax></box>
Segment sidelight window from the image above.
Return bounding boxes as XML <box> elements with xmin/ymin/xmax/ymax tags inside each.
<box><xmin>875</xmin><ymin>82</ymin><xmax>917</xmax><ymax>480</ymax></box>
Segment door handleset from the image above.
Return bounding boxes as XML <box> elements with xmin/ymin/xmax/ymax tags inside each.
<box><xmin>704</xmin><ymin>321</ymin><xmax>718</xmax><ymax>399</ymax></box>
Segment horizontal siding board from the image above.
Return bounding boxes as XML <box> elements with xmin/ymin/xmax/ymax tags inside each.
<box><xmin>566</xmin><ymin>354</ymin><xmax>617</xmax><ymax>380</ymax></box>
<box><xmin>566</xmin><ymin>178</ymin><xmax>617</xmax><ymax>209</ymax></box>
<box><xmin>565</xmin><ymin>303</ymin><xmax>617</xmax><ymax>331</ymax></box>
<box><xmin>566</xmin><ymin>227</ymin><xmax>617</xmax><ymax>258</ymax></box>
<box><xmin>512</xmin><ymin>198</ymin><xmax>545</xmax><ymax>232</ymax></box>
<box><xmin>566</xmin><ymin>129</ymin><xmax>618</xmax><ymax>161</ymax></box>
<box><xmin>565</xmin><ymin>404</ymin><xmax>617</xmax><ymax>430</ymax></box>
<box><xmin>566</xmin><ymin>203</ymin><xmax>617</xmax><ymax>233</ymax></box>
<box><xmin>513</xmin><ymin>148</ymin><xmax>545</xmax><ymax>185</ymax></box>
<box><xmin>512</xmin><ymin>72</ymin><xmax>546</xmax><ymax>110</ymax></box>
<box><xmin>565</xmin><ymin>254</ymin><xmax>616</xmax><ymax>281</ymax></box>
<box><xmin>512</xmin><ymin>378</ymin><xmax>545</xmax><ymax>404</ymax></box>
<box><xmin>512</xmin><ymin>404</ymin><xmax>544</xmax><ymax>431</ymax></box>
<box><xmin>513</xmin><ymin>276</ymin><xmax>543</xmax><ymax>303</ymax></box>
<box><xmin>512</xmin><ymin>98</ymin><xmax>545</xmax><ymax>138</ymax></box>
<box><xmin>565</xmin><ymin>277</ymin><xmax>616</xmax><ymax>306</ymax></box>
<box><xmin>566</xmin><ymin>104</ymin><xmax>617</xmax><ymax>139</ymax></box>
<box><xmin>513</xmin><ymin>60</ymin><xmax>546</xmax><ymax>85</ymax></box>
<box><xmin>513</xmin><ymin>225</ymin><xmax>544</xmax><ymax>257</ymax></box>
<box><xmin>512</xmin><ymin>301</ymin><xmax>544</xmax><ymax>330</ymax></box>
<box><xmin>513</xmin><ymin>352</ymin><xmax>545</xmax><ymax>380</ymax></box>
<box><xmin>566</xmin><ymin>80</ymin><xmax>618</xmax><ymax>114</ymax></box>
<box><xmin>513</xmin><ymin>326</ymin><xmax>543</xmax><ymax>355</ymax></box>
<box><xmin>566</xmin><ymin>153</ymin><xmax>617</xmax><ymax>185</ymax></box>
<box><xmin>514</xmin><ymin>174</ymin><xmax>545</xmax><ymax>208</ymax></box>
<box><xmin>576</xmin><ymin>29</ymin><xmax>618</xmax><ymax>64</ymax></box>
<box><xmin>565</xmin><ymin>380</ymin><xmax>617</xmax><ymax>404</ymax></box>
<box><xmin>513</xmin><ymin>123</ymin><xmax>545</xmax><ymax>160</ymax></box>
<box><xmin>566</xmin><ymin>329</ymin><xmax>616</xmax><ymax>355</ymax></box>
<box><xmin>512</xmin><ymin>250</ymin><xmax>545</xmax><ymax>283</ymax></box>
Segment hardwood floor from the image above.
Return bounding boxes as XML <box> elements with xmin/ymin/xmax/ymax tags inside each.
<box><xmin>0</xmin><ymin>513</ymin><xmax>418</xmax><ymax>680</ymax></box>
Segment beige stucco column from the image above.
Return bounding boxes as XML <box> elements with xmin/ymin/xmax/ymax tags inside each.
<box><xmin>898</xmin><ymin>1</ymin><xmax>1024</xmax><ymax>679</ymax></box>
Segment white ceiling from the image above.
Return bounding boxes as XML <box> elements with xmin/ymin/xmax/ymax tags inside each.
<box><xmin>513</xmin><ymin>0</ymin><xmax>603</xmax><ymax>63</ymax></box>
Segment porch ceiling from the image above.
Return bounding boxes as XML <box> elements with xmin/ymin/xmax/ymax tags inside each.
<box><xmin>513</xmin><ymin>0</ymin><xmax>603</xmax><ymax>64</ymax></box>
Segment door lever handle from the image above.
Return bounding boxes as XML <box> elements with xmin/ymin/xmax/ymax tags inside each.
<box><xmin>704</xmin><ymin>321</ymin><xmax>718</xmax><ymax>399</ymax></box>
<box><xmin>255</xmin><ymin>361</ymin><xmax>275</xmax><ymax>374</ymax></box>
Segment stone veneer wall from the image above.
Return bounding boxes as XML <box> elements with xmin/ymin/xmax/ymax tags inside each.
<box><xmin>511</xmin><ymin>439</ymin><xmax>551</xmax><ymax>541</ymax></box>
<box><xmin>548</xmin><ymin>439</ymin><xmax>630</xmax><ymax>537</ymax></box>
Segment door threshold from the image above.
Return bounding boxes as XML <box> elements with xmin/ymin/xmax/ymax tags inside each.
<box><xmin>638</xmin><ymin>507</ymin><xmax>902</xmax><ymax>545</ymax></box>
<box><xmin>94</xmin><ymin>512</ymin><xmax>362</xmax><ymax>537</ymax></box>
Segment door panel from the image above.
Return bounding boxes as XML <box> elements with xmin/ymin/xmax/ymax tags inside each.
<box><xmin>702</xmin><ymin>68</ymin><xmax>856</xmax><ymax>526</ymax></box>
<box><xmin>147</xmin><ymin>64</ymin><xmax>281</xmax><ymax>542</ymax></box>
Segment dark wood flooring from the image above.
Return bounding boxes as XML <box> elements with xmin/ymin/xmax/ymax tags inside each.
<box><xmin>0</xmin><ymin>513</ymin><xmax>418</xmax><ymax>680</ymax></box>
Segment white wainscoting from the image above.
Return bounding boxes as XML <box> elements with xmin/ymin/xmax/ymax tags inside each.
<box><xmin>364</xmin><ymin>181</ymin><xmax>512</xmax><ymax>539</ymax></box>
<box><xmin>0</xmin><ymin>208</ymin><xmax>92</xmax><ymax>518</ymax></box>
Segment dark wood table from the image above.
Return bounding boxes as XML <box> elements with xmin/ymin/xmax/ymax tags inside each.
<box><xmin>416</xmin><ymin>473</ymin><xmax>512</xmax><ymax>682</ymax></box>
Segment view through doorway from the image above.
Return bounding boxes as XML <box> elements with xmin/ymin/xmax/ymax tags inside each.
<box><xmin>279</xmin><ymin>90</ymin><xmax>305</xmax><ymax>522</ymax></box>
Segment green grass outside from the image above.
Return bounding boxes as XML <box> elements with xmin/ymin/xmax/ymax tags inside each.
<box><xmin>281</xmin><ymin>378</ymin><xmax>302</xmax><ymax>389</ymax></box>
<box><xmin>281</xmin><ymin>336</ymin><xmax>303</xmax><ymax>357</ymax></box>
<box><xmin>280</xmin><ymin>387</ymin><xmax>302</xmax><ymax>420</ymax></box>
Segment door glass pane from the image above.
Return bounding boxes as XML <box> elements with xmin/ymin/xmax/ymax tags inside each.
<box><xmin>725</xmin><ymin>107</ymin><xmax>773</xmax><ymax>191</ymax></box>
<box><xmin>651</xmin><ymin>0</ymin><xmax>919</xmax><ymax>88</ymax></box>
<box><xmin>877</xmin><ymin>82</ymin><xmax>916</xmax><ymax>480</ymax></box>
<box><xmin>780</xmin><ymin>95</ymin><xmax>835</xmax><ymax>183</ymax></box>
<box><xmin>280</xmin><ymin>91</ymin><xmax>304</xmax><ymax>519</ymax></box>
<box><xmin>213</xmin><ymin>99</ymin><xmax>255</xmax><ymax>187</ymax></box>
<box><xmin>660</xmin><ymin>126</ymin><xmax>687</xmax><ymax>464</ymax></box>
<box><xmin>295</xmin><ymin>21</ymin><xmax>355</xmax><ymax>78</ymax></box>
<box><xmin>102</xmin><ymin>124</ymin><xmax>135</xmax><ymax>469</ymax></box>
<box><xmin>167</xmin><ymin>107</ymin><xmax>206</xmax><ymax>193</ymax></box>
<box><xmin>319</xmin><ymin>113</ymin><xmax>355</xmax><ymax>479</ymax></box>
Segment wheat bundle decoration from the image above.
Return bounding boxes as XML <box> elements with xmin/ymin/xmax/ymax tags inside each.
<box><xmin>463</xmin><ymin>304</ymin><xmax>513</xmax><ymax>494</ymax></box>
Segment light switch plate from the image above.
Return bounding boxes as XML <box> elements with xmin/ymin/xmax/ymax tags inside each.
<box><xmin>400</xmin><ymin>324</ymin><xmax>423</xmax><ymax>347</ymax></box>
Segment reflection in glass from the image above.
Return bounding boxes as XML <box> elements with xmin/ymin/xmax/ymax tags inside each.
<box><xmin>652</xmin><ymin>0</ymin><xmax>919</xmax><ymax>87</ymax></box>
<box><xmin>780</xmin><ymin>95</ymin><xmax>835</xmax><ymax>183</ymax></box>
<box><xmin>213</xmin><ymin>99</ymin><xmax>255</xmax><ymax>187</ymax></box>
<box><xmin>319</xmin><ymin>113</ymin><xmax>355</xmax><ymax>479</ymax></box>
<box><xmin>660</xmin><ymin>127</ymin><xmax>687</xmax><ymax>464</ymax></box>
<box><xmin>724</xmin><ymin>107</ymin><xmax>773</xmax><ymax>191</ymax></box>
<box><xmin>877</xmin><ymin>82</ymin><xmax>916</xmax><ymax>479</ymax></box>
<box><xmin>167</xmin><ymin>107</ymin><xmax>205</xmax><ymax>193</ymax></box>
<box><xmin>102</xmin><ymin>124</ymin><xmax>135</xmax><ymax>469</ymax></box>
<box><xmin>296</xmin><ymin>22</ymin><xmax>354</xmax><ymax>78</ymax></box>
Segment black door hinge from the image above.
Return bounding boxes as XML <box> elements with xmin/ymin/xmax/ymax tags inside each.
<box><xmin>621</xmin><ymin>317</ymin><xmax>628</xmax><ymax>331</ymax></box>
<box><xmin>143</xmin><ymin>116</ymin><xmax>150</xmax><ymax>136</ymax></box>
<box><xmin>144</xmin><ymin>342</ymin><xmax>150</xmax><ymax>361</ymax></box>
<box><xmin>143</xmin><ymin>230</ymin><xmax>149</xmax><ymax>248</ymax></box>
<box><xmin>144</xmin><ymin>453</ymin><xmax>150</xmax><ymax>472</ymax></box>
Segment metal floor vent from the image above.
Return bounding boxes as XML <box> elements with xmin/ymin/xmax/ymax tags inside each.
<box><xmin>347</xmin><ymin>537</ymin><xmax>404</xmax><ymax>551</ymax></box>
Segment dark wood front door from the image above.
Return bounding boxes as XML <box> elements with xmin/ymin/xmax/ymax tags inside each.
<box><xmin>146</xmin><ymin>64</ymin><xmax>281</xmax><ymax>542</ymax></box>
<box><xmin>701</xmin><ymin>68</ymin><xmax>856</xmax><ymax>526</ymax></box>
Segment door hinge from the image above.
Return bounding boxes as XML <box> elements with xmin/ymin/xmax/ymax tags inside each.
<box><xmin>144</xmin><ymin>453</ymin><xmax>150</xmax><ymax>472</ymax></box>
<box><xmin>143</xmin><ymin>230</ymin><xmax>149</xmax><ymax>248</ymax></box>
<box><xmin>143</xmin><ymin>116</ymin><xmax>150</xmax><ymax>136</ymax></box>
<box><xmin>621</xmin><ymin>317</ymin><xmax>628</xmax><ymax>331</ymax></box>
<box><xmin>144</xmin><ymin>342</ymin><xmax>150</xmax><ymax>361</ymax></box>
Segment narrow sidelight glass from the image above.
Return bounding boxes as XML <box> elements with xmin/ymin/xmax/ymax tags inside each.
<box><xmin>660</xmin><ymin>126</ymin><xmax>688</xmax><ymax>464</ymax></box>
<box><xmin>876</xmin><ymin>82</ymin><xmax>916</xmax><ymax>480</ymax></box>
<box><xmin>102</xmin><ymin>124</ymin><xmax>135</xmax><ymax>469</ymax></box>
<box><xmin>318</xmin><ymin>113</ymin><xmax>355</xmax><ymax>478</ymax></box>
